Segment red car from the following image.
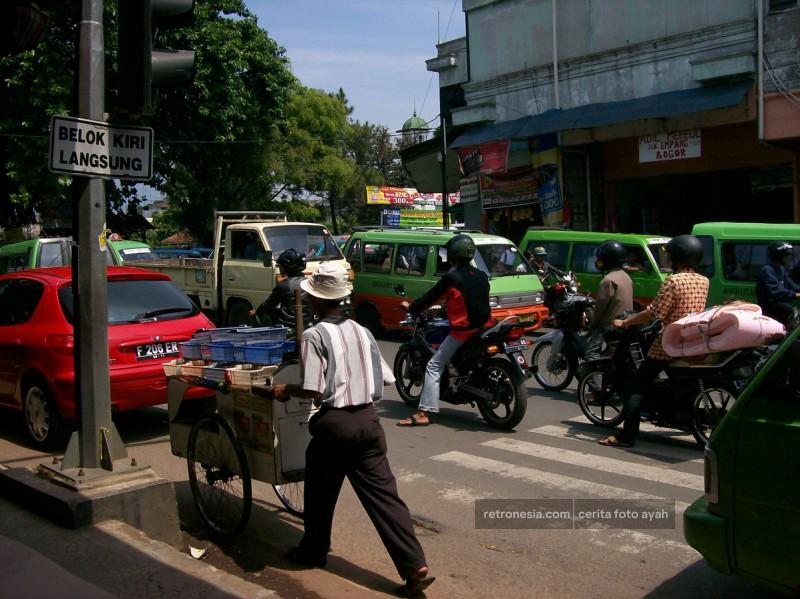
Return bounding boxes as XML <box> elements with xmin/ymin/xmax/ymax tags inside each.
<box><xmin>0</xmin><ymin>266</ymin><xmax>214</xmax><ymax>447</ymax></box>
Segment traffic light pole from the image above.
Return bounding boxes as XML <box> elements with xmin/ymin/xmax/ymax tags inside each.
<box><xmin>61</xmin><ymin>0</ymin><xmax>127</xmax><ymax>472</ymax></box>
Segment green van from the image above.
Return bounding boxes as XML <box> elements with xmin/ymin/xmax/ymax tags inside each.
<box><xmin>0</xmin><ymin>237</ymin><xmax>157</xmax><ymax>274</ymax></box>
<box><xmin>518</xmin><ymin>228</ymin><xmax>671</xmax><ymax>308</ymax></box>
<box><xmin>684</xmin><ymin>325</ymin><xmax>800</xmax><ymax>594</ymax></box>
<box><xmin>692</xmin><ymin>222</ymin><xmax>800</xmax><ymax>306</ymax></box>
<box><xmin>343</xmin><ymin>228</ymin><xmax>549</xmax><ymax>335</ymax></box>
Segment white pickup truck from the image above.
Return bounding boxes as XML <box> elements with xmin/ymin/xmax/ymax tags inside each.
<box><xmin>137</xmin><ymin>211</ymin><xmax>350</xmax><ymax>325</ymax></box>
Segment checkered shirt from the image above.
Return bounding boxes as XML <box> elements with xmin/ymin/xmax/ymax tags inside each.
<box><xmin>645</xmin><ymin>272</ymin><xmax>709</xmax><ymax>360</ymax></box>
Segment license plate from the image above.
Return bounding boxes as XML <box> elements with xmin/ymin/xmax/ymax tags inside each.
<box><xmin>503</xmin><ymin>340</ymin><xmax>529</xmax><ymax>352</ymax></box>
<box><xmin>136</xmin><ymin>341</ymin><xmax>179</xmax><ymax>360</ymax></box>
<box><xmin>518</xmin><ymin>313</ymin><xmax>535</xmax><ymax>322</ymax></box>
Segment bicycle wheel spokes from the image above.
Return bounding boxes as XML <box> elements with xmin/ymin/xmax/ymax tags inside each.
<box><xmin>188</xmin><ymin>415</ymin><xmax>252</xmax><ymax>537</ymax></box>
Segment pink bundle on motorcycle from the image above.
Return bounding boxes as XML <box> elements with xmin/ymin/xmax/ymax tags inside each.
<box><xmin>662</xmin><ymin>303</ymin><xmax>785</xmax><ymax>358</ymax></box>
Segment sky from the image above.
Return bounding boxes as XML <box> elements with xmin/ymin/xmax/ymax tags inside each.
<box><xmin>247</xmin><ymin>1</ymin><xmax>467</xmax><ymax>135</ymax></box>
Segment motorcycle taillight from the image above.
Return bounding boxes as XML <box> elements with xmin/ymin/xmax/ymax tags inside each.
<box><xmin>506</xmin><ymin>327</ymin><xmax>525</xmax><ymax>341</ymax></box>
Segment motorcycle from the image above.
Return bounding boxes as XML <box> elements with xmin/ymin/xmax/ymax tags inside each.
<box><xmin>575</xmin><ymin>318</ymin><xmax>772</xmax><ymax>447</ymax></box>
<box><xmin>530</xmin><ymin>270</ymin><xmax>595</xmax><ymax>391</ymax></box>
<box><xmin>394</xmin><ymin>308</ymin><xmax>531</xmax><ymax>430</ymax></box>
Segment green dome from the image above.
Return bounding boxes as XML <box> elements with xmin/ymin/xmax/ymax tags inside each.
<box><xmin>402</xmin><ymin>113</ymin><xmax>427</xmax><ymax>131</ymax></box>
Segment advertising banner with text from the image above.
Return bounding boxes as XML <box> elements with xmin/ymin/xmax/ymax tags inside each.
<box><xmin>365</xmin><ymin>186</ymin><xmax>458</xmax><ymax>207</ymax></box>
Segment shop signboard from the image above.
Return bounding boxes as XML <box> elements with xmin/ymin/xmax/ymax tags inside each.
<box><xmin>459</xmin><ymin>176</ymin><xmax>479</xmax><ymax>203</ymax></box>
<box><xmin>639</xmin><ymin>129</ymin><xmax>702</xmax><ymax>163</ymax></box>
<box><xmin>380</xmin><ymin>209</ymin><xmax>443</xmax><ymax>228</ymax></box>
<box><xmin>530</xmin><ymin>134</ymin><xmax>565</xmax><ymax>227</ymax></box>
<box><xmin>365</xmin><ymin>186</ymin><xmax>459</xmax><ymax>207</ymax></box>
<box><xmin>455</xmin><ymin>140</ymin><xmax>510</xmax><ymax>176</ymax></box>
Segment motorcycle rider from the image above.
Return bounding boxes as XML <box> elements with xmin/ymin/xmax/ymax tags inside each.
<box><xmin>586</xmin><ymin>240</ymin><xmax>633</xmax><ymax>357</ymax></box>
<box><xmin>756</xmin><ymin>241</ymin><xmax>800</xmax><ymax>326</ymax></box>
<box><xmin>252</xmin><ymin>248</ymin><xmax>312</xmax><ymax>329</ymax></box>
<box><xmin>397</xmin><ymin>234</ymin><xmax>492</xmax><ymax>427</ymax></box>
<box><xmin>599</xmin><ymin>235</ymin><xmax>709</xmax><ymax>448</ymax></box>
<box><xmin>530</xmin><ymin>246</ymin><xmax>565</xmax><ymax>279</ymax></box>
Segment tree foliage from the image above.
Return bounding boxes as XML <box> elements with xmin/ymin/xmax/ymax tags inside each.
<box><xmin>1</xmin><ymin>1</ymin><xmax>412</xmax><ymax>240</ymax></box>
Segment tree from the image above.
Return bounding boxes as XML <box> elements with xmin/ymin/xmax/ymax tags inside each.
<box><xmin>1</xmin><ymin>1</ymin><xmax>295</xmax><ymax>241</ymax></box>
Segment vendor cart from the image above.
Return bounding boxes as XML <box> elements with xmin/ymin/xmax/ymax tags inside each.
<box><xmin>167</xmin><ymin>361</ymin><xmax>317</xmax><ymax>536</ymax></box>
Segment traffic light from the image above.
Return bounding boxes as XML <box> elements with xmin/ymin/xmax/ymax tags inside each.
<box><xmin>117</xmin><ymin>0</ymin><xmax>195</xmax><ymax>116</ymax></box>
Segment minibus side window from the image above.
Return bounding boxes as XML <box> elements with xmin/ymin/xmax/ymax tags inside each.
<box><xmin>622</xmin><ymin>245</ymin><xmax>652</xmax><ymax>274</ymax></box>
<box><xmin>721</xmin><ymin>243</ymin><xmax>768</xmax><ymax>282</ymax></box>
<box><xmin>364</xmin><ymin>243</ymin><xmax>393</xmax><ymax>274</ymax></box>
<box><xmin>395</xmin><ymin>245</ymin><xmax>427</xmax><ymax>276</ymax></box>
<box><xmin>572</xmin><ymin>243</ymin><xmax>600</xmax><ymax>274</ymax></box>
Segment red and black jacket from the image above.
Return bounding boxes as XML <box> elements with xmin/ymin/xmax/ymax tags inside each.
<box><xmin>410</xmin><ymin>264</ymin><xmax>491</xmax><ymax>340</ymax></box>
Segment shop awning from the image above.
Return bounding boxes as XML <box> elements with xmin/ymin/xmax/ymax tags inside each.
<box><xmin>450</xmin><ymin>80</ymin><xmax>753</xmax><ymax>149</ymax></box>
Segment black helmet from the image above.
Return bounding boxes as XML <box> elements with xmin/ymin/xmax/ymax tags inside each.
<box><xmin>276</xmin><ymin>248</ymin><xmax>306</xmax><ymax>276</ymax></box>
<box><xmin>595</xmin><ymin>240</ymin><xmax>626</xmax><ymax>270</ymax></box>
<box><xmin>665</xmin><ymin>235</ymin><xmax>703</xmax><ymax>269</ymax></box>
<box><xmin>445</xmin><ymin>234</ymin><xmax>476</xmax><ymax>262</ymax></box>
<box><xmin>767</xmin><ymin>241</ymin><xmax>793</xmax><ymax>262</ymax></box>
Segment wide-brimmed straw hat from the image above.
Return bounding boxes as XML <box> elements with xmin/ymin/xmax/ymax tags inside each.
<box><xmin>300</xmin><ymin>262</ymin><xmax>353</xmax><ymax>300</ymax></box>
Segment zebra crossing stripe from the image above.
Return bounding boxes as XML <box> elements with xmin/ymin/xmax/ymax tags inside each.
<box><xmin>482</xmin><ymin>438</ymin><xmax>703</xmax><ymax>490</ymax></box>
<box><xmin>562</xmin><ymin>417</ymin><xmax>696</xmax><ymax>441</ymax></box>
<box><xmin>431</xmin><ymin>451</ymin><xmax>691</xmax><ymax>514</ymax></box>
<box><xmin>528</xmin><ymin>425</ymin><xmax>704</xmax><ymax>465</ymax></box>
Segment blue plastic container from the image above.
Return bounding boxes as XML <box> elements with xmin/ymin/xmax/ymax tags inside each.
<box><xmin>235</xmin><ymin>326</ymin><xmax>287</xmax><ymax>344</ymax></box>
<box><xmin>209</xmin><ymin>341</ymin><xmax>242</xmax><ymax>362</ymax></box>
<box><xmin>243</xmin><ymin>342</ymin><xmax>284</xmax><ymax>365</ymax></box>
<box><xmin>180</xmin><ymin>340</ymin><xmax>204</xmax><ymax>360</ymax></box>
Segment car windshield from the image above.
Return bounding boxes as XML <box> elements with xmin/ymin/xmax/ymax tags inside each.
<box><xmin>648</xmin><ymin>243</ymin><xmax>670</xmax><ymax>272</ymax></box>
<box><xmin>263</xmin><ymin>225</ymin><xmax>343</xmax><ymax>261</ymax></box>
<box><xmin>59</xmin><ymin>279</ymin><xmax>199</xmax><ymax>324</ymax></box>
<box><xmin>473</xmin><ymin>244</ymin><xmax>532</xmax><ymax>277</ymax></box>
<box><xmin>119</xmin><ymin>247</ymin><xmax>159</xmax><ymax>262</ymax></box>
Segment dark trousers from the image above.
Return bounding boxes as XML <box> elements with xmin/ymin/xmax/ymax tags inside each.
<box><xmin>300</xmin><ymin>403</ymin><xmax>426</xmax><ymax>580</ymax></box>
<box><xmin>619</xmin><ymin>358</ymin><xmax>668</xmax><ymax>444</ymax></box>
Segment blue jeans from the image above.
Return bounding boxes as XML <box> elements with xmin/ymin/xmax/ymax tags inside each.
<box><xmin>419</xmin><ymin>334</ymin><xmax>464</xmax><ymax>413</ymax></box>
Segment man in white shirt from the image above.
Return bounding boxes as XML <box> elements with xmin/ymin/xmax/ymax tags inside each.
<box><xmin>270</xmin><ymin>263</ymin><xmax>434</xmax><ymax>596</ymax></box>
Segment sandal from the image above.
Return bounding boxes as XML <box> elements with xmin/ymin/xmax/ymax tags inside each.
<box><xmin>397</xmin><ymin>414</ymin><xmax>430</xmax><ymax>427</ymax></box>
<box><xmin>598</xmin><ymin>435</ymin><xmax>633</xmax><ymax>448</ymax></box>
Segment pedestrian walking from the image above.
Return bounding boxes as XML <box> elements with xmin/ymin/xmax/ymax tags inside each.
<box><xmin>269</xmin><ymin>263</ymin><xmax>435</xmax><ymax>596</ymax></box>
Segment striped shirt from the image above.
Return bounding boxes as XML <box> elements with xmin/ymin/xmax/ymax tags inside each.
<box><xmin>645</xmin><ymin>271</ymin><xmax>709</xmax><ymax>360</ymax></box>
<box><xmin>300</xmin><ymin>317</ymin><xmax>395</xmax><ymax>408</ymax></box>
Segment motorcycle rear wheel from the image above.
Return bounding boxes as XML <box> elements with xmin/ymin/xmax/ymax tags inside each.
<box><xmin>691</xmin><ymin>384</ymin><xmax>736</xmax><ymax>447</ymax></box>
<box><xmin>476</xmin><ymin>358</ymin><xmax>528</xmax><ymax>430</ymax></box>
<box><xmin>393</xmin><ymin>345</ymin><xmax>424</xmax><ymax>406</ymax></box>
<box><xmin>531</xmin><ymin>340</ymin><xmax>575</xmax><ymax>391</ymax></box>
<box><xmin>577</xmin><ymin>367</ymin><xmax>625</xmax><ymax>427</ymax></box>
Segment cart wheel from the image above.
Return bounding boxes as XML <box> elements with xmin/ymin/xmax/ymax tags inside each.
<box><xmin>187</xmin><ymin>414</ymin><xmax>252</xmax><ymax>537</ymax></box>
<box><xmin>273</xmin><ymin>482</ymin><xmax>304</xmax><ymax>518</ymax></box>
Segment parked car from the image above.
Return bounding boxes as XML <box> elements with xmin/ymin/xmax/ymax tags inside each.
<box><xmin>0</xmin><ymin>237</ymin><xmax>158</xmax><ymax>274</ymax></box>
<box><xmin>518</xmin><ymin>227</ymin><xmax>671</xmax><ymax>309</ymax></box>
<box><xmin>0</xmin><ymin>266</ymin><xmax>214</xmax><ymax>448</ymax></box>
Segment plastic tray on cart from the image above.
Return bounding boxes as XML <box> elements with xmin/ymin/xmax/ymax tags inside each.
<box><xmin>202</xmin><ymin>363</ymin><xmax>234</xmax><ymax>382</ymax></box>
<box><xmin>209</xmin><ymin>341</ymin><xmax>245</xmax><ymax>362</ymax></box>
<box><xmin>235</xmin><ymin>326</ymin><xmax>288</xmax><ymax>344</ymax></box>
<box><xmin>208</xmin><ymin>327</ymin><xmax>244</xmax><ymax>342</ymax></box>
<box><xmin>179</xmin><ymin>340</ymin><xmax>204</xmax><ymax>360</ymax></box>
<box><xmin>243</xmin><ymin>340</ymin><xmax>297</xmax><ymax>365</ymax></box>
<box><xmin>191</xmin><ymin>329</ymin><xmax>214</xmax><ymax>344</ymax></box>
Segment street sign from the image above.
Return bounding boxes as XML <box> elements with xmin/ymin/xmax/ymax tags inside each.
<box><xmin>49</xmin><ymin>115</ymin><xmax>154</xmax><ymax>181</ymax></box>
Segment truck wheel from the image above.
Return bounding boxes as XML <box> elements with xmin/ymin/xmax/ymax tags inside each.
<box><xmin>226</xmin><ymin>300</ymin><xmax>252</xmax><ymax>327</ymax></box>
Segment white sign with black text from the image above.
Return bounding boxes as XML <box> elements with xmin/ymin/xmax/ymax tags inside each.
<box><xmin>639</xmin><ymin>129</ymin><xmax>701</xmax><ymax>163</ymax></box>
<box><xmin>49</xmin><ymin>116</ymin><xmax>154</xmax><ymax>181</ymax></box>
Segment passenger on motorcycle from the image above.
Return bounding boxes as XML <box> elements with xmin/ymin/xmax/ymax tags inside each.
<box><xmin>397</xmin><ymin>234</ymin><xmax>493</xmax><ymax>427</ymax></box>
<box><xmin>252</xmin><ymin>248</ymin><xmax>312</xmax><ymax>329</ymax></box>
<box><xmin>599</xmin><ymin>235</ymin><xmax>709</xmax><ymax>448</ymax></box>
<box><xmin>586</xmin><ymin>240</ymin><xmax>633</xmax><ymax>357</ymax></box>
<box><xmin>756</xmin><ymin>241</ymin><xmax>800</xmax><ymax>326</ymax></box>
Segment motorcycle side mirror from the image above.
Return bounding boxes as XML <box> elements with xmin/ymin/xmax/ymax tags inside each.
<box><xmin>262</xmin><ymin>250</ymin><xmax>273</xmax><ymax>268</ymax></box>
<box><xmin>394</xmin><ymin>284</ymin><xmax>405</xmax><ymax>296</ymax></box>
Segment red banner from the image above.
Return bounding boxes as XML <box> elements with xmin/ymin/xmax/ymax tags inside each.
<box><xmin>456</xmin><ymin>140</ymin><xmax>510</xmax><ymax>176</ymax></box>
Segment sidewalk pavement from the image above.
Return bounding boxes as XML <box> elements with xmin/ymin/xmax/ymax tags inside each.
<box><xmin>0</xmin><ymin>467</ymin><xmax>280</xmax><ymax>599</ymax></box>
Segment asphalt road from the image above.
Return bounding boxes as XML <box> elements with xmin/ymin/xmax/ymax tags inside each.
<box><xmin>0</xmin><ymin>338</ymin><xmax>783</xmax><ymax>599</ymax></box>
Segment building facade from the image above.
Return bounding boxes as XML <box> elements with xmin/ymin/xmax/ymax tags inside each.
<box><xmin>409</xmin><ymin>0</ymin><xmax>800</xmax><ymax>240</ymax></box>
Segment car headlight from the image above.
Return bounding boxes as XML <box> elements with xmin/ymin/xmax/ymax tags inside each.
<box><xmin>489</xmin><ymin>296</ymin><xmax>500</xmax><ymax>308</ymax></box>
